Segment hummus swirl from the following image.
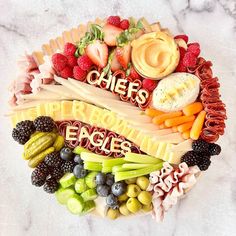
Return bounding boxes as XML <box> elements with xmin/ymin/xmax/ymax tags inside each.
<box><xmin>131</xmin><ymin>31</ymin><xmax>180</xmax><ymax>79</ymax></box>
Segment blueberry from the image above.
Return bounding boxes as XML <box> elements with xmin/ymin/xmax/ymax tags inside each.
<box><xmin>111</xmin><ymin>181</ymin><xmax>127</xmax><ymax>196</ymax></box>
<box><xmin>74</xmin><ymin>155</ymin><xmax>83</xmax><ymax>164</ymax></box>
<box><xmin>106</xmin><ymin>194</ymin><xmax>118</xmax><ymax>208</ymax></box>
<box><xmin>60</xmin><ymin>147</ymin><xmax>74</xmax><ymax>161</ymax></box>
<box><xmin>73</xmin><ymin>164</ymin><xmax>88</xmax><ymax>178</ymax></box>
<box><xmin>95</xmin><ymin>173</ymin><xmax>106</xmax><ymax>185</ymax></box>
<box><xmin>106</xmin><ymin>173</ymin><xmax>114</xmax><ymax>186</ymax></box>
<box><xmin>96</xmin><ymin>185</ymin><xmax>110</xmax><ymax>197</ymax></box>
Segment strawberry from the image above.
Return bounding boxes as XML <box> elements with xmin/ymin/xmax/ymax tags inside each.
<box><xmin>51</xmin><ymin>53</ymin><xmax>68</xmax><ymax>72</ymax></box>
<box><xmin>120</xmin><ymin>19</ymin><xmax>130</xmax><ymax>30</ymax></box>
<box><xmin>130</xmin><ymin>66</ymin><xmax>141</xmax><ymax>80</ymax></box>
<box><xmin>142</xmin><ymin>79</ymin><xmax>157</xmax><ymax>92</ymax></box>
<box><xmin>183</xmin><ymin>52</ymin><xmax>197</xmax><ymax>67</ymax></box>
<box><xmin>107</xmin><ymin>16</ymin><xmax>121</xmax><ymax>27</ymax></box>
<box><xmin>60</xmin><ymin>66</ymin><xmax>73</xmax><ymax>79</ymax></box>
<box><xmin>116</xmin><ymin>43</ymin><xmax>131</xmax><ymax>69</ymax></box>
<box><xmin>77</xmin><ymin>54</ymin><xmax>93</xmax><ymax>71</ymax></box>
<box><xmin>187</xmin><ymin>43</ymin><xmax>200</xmax><ymax>57</ymax></box>
<box><xmin>73</xmin><ymin>66</ymin><xmax>87</xmax><ymax>81</ymax></box>
<box><xmin>111</xmin><ymin>51</ymin><xmax>122</xmax><ymax>72</ymax></box>
<box><xmin>175</xmin><ymin>61</ymin><xmax>187</xmax><ymax>72</ymax></box>
<box><xmin>174</xmin><ymin>35</ymin><xmax>189</xmax><ymax>43</ymax></box>
<box><xmin>103</xmin><ymin>24</ymin><xmax>123</xmax><ymax>46</ymax></box>
<box><xmin>85</xmin><ymin>40</ymin><xmax>108</xmax><ymax>68</ymax></box>
<box><xmin>63</xmin><ymin>43</ymin><xmax>77</xmax><ymax>56</ymax></box>
<box><xmin>67</xmin><ymin>55</ymin><xmax>78</xmax><ymax>67</ymax></box>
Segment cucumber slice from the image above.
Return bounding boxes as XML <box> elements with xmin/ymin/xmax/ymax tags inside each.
<box><xmin>73</xmin><ymin>146</ymin><xmax>91</xmax><ymax>155</ymax></box>
<box><xmin>75</xmin><ymin>178</ymin><xmax>88</xmax><ymax>194</ymax></box>
<box><xmin>67</xmin><ymin>194</ymin><xmax>84</xmax><ymax>215</ymax></box>
<box><xmin>115</xmin><ymin>163</ymin><xmax>163</xmax><ymax>182</ymax></box>
<box><xmin>84</xmin><ymin>161</ymin><xmax>102</xmax><ymax>171</ymax></box>
<box><xmin>81</xmin><ymin>152</ymin><xmax>111</xmax><ymax>163</ymax></box>
<box><xmin>124</xmin><ymin>153</ymin><xmax>162</xmax><ymax>164</ymax></box>
<box><xmin>82</xmin><ymin>200</ymin><xmax>96</xmax><ymax>214</ymax></box>
<box><xmin>59</xmin><ymin>173</ymin><xmax>77</xmax><ymax>188</ymax></box>
<box><xmin>55</xmin><ymin>187</ymin><xmax>75</xmax><ymax>205</ymax></box>
<box><xmin>85</xmin><ymin>171</ymin><xmax>98</xmax><ymax>188</ymax></box>
<box><xmin>81</xmin><ymin>188</ymin><xmax>98</xmax><ymax>201</ymax></box>
<box><xmin>122</xmin><ymin>163</ymin><xmax>152</xmax><ymax>169</ymax></box>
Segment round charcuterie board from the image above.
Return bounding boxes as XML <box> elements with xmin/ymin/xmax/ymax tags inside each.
<box><xmin>8</xmin><ymin>16</ymin><xmax>226</xmax><ymax>221</ymax></box>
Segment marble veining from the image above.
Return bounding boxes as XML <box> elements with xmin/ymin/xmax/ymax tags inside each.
<box><xmin>0</xmin><ymin>0</ymin><xmax>236</xmax><ymax>235</ymax></box>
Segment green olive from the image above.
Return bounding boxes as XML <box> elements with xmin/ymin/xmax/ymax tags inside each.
<box><xmin>119</xmin><ymin>203</ymin><xmax>130</xmax><ymax>216</ymax></box>
<box><xmin>125</xmin><ymin>177</ymin><xmax>137</xmax><ymax>184</ymax></box>
<box><xmin>137</xmin><ymin>191</ymin><xmax>152</xmax><ymax>205</ymax></box>
<box><xmin>106</xmin><ymin>208</ymin><xmax>119</xmax><ymax>220</ymax></box>
<box><xmin>136</xmin><ymin>176</ymin><xmax>150</xmax><ymax>190</ymax></box>
<box><xmin>126</xmin><ymin>197</ymin><xmax>142</xmax><ymax>213</ymax></box>
<box><xmin>126</xmin><ymin>184</ymin><xmax>141</xmax><ymax>198</ymax></box>
<box><xmin>142</xmin><ymin>203</ymin><xmax>153</xmax><ymax>212</ymax></box>
<box><xmin>118</xmin><ymin>193</ymin><xmax>129</xmax><ymax>202</ymax></box>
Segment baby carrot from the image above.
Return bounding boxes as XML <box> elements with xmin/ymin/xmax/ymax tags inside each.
<box><xmin>159</xmin><ymin>123</ymin><xmax>168</xmax><ymax>129</ymax></box>
<box><xmin>145</xmin><ymin>108</ymin><xmax>165</xmax><ymax>117</ymax></box>
<box><xmin>152</xmin><ymin>111</ymin><xmax>182</xmax><ymax>125</ymax></box>
<box><xmin>172</xmin><ymin>126</ymin><xmax>178</xmax><ymax>132</ymax></box>
<box><xmin>177</xmin><ymin>121</ymin><xmax>194</xmax><ymax>133</ymax></box>
<box><xmin>164</xmin><ymin>115</ymin><xmax>195</xmax><ymax>127</ymax></box>
<box><xmin>182</xmin><ymin>130</ymin><xmax>190</xmax><ymax>139</ymax></box>
<box><xmin>190</xmin><ymin>110</ymin><xmax>206</xmax><ymax>140</ymax></box>
<box><xmin>182</xmin><ymin>102</ymin><xmax>203</xmax><ymax>116</ymax></box>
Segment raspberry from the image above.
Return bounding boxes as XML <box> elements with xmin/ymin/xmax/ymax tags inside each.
<box><xmin>63</xmin><ymin>43</ymin><xmax>77</xmax><ymax>56</ymax></box>
<box><xmin>77</xmin><ymin>54</ymin><xmax>93</xmax><ymax>71</ymax></box>
<box><xmin>107</xmin><ymin>16</ymin><xmax>121</xmax><ymax>27</ymax></box>
<box><xmin>183</xmin><ymin>52</ymin><xmax>197</xmax><ymax>67</ymax></box>
<box><xmin>187</xmin><ymin>43</ymin><xmax>201</xmax><ymax>57</ymax></box>
<box><xmin>129</xmin><ymin>66</ymin><xmax>141</xmax><ymax>80</ymax></box>
<box><xmin>175</xmin><ymin>61</ymin><xmax>187</xmax><ymax>72</ymax></box>
<box><xmin>73</xmin><ymin>66</ymin><xmax>87</xmax><ymax>81</ymax></box>
<box><xmin>142</xmin><ymin>79</ymin><xmax>157</xmax><ymax>92</ymax></box>
<box><xmin>67</xmin><ymin>55</ymin><xmax>78</xmax><ymax>67</ymax></box>
<box><xmin>174</xmin><ymin>34</ymin><xmax>189</xmax><ymax>43</ymax></box>
<box><xmin>51</xmin><ymin>53</ymin><xmax>68</xmax><ymax>72</ymax></box>
<box><xmin>60</xmin><ymin>66</ymin><xmax>73</xmax><ymax>79</ymax></box>
<box><xmin>120</xmin><ymin>19</ymin><xmax>130</xmax><ymax>30</ymax></box>
<box><xmin>179</xmin><ymin>47</ymin><xmax>186</xmax><ymax>59</ymax></box>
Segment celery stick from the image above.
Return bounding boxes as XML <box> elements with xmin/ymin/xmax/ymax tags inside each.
<box><xmin>81</xmin><ymin>152</ymin><xmax>111</xmax><ymax>163</ymax></box>
<box><xmin>115</xmin><ymin>163</ymin><xmax>163</xmax><ymax>182</ymax></box>
<box><xmin>122</xmin><ymin>163</ymin><xmax>152</xmax><ymax>169</ymax></box>
<box><xmin>73</xmin><ymin>146</ymin><xmax>91</xmax><ymax>155</ymax></box>
<box><xmin>102</xmin><ymin>166</ymin><xmax>113</xmax><ymax>173</ymax></box>
<box><xmin>84</xmin><ymin>161</ymin><xmax>102</xmax><ymax>171</ymax></box>
<box><xmin>102</xmin><ymin>158</ymin><xmax>126</xmax><ymax>168</ymax></box>
<box><xmin>112</xmin><ymin>165</ymin><xmax>129</xmax><ymax>173</ymax></box>
<box><xmin>124</xmin><ymin>153</ymin><xmax>162</xmax><ymax>164</ymax></box>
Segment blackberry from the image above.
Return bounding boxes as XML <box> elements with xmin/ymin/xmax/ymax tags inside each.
<box><xmin>198</xmin><ymin>157</ymin><xmax>211</xmax><ymax>171</ymax></box>
<box><xmin>51</xmin><ymin>167</ymin><xmax>64</xmax><ymax>181</ymax></box>
<box><xmin>181</xmin><ymin>151</ymin><xmax>200</xmax><ymax>167</ymax></box>
<box><xmin>44</xmin><ymin>152</ymin><xmax>62</xmax><ymax>167</ymax></box>
<box><xmin>43</xmin><ymin>178</ymin><xmax>59</xmax><ymax>193</ymax></box>
<box><xmin>61</xmin><ymin>160</ymin><xmax>76</xmax><ymax>173</ymax></box>
<box><xmin>192</xmin><ymin>140</ymin><xmax>210</xmax><ymax>153</ymax></box>
<box><xmin>34</xmin><ymin>116</ymin><xmax>55</xmax><ymax>132</ymax></box>
<box><xmin>31</xmin><ymin>169</ymin><xmax>47</xmax><ymax>187</ymax></box>
<box><xmin>12</xmin><ymin>128</ymin><xmax>29</xmax><ymax>145</ymax></box>
<box><xmin>16</xmin><ymin>120</ymin><xmax>35</xmax><ymax>137</ymax></box>
<box><xmin>36</xmin><ymin>162</ymin><xmax>49</xmax><ymax>175</ymax></box>
<box><xmin>209</xmin><ymin>143</ymin><xmax>221</xmax><ymax>156</ymax></box>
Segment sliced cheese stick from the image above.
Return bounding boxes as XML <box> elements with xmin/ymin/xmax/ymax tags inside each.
<box><xmin>55</xmin><ymin>36</ymin><xmax>65</xmax><ymax>50</ymax></box>
<box><xmin>171</xmin><ymin>139</ymin><xmax>193</xmax><ymax>152</ymax></box>
<box><xmin>143</xmin><ymin>128</ymin><xmax>173</xmax><ymax>136</ymax></box>
<box><xmin>62</xmin><ymin>31</ymin><xmax>73</xmax><ymax>43</ymax></box>
<box><xmin>130</xmin><ymin>123</ymin><xmax>160</xmax><ymax>131</ymax></box>
<box><xmin>32</xmin><ymin>51</ymin><xmax>44</xmax><ymax>66</ymax></box>
<box><xmin>42</xmin><ymin>44</ymin><xmax>53</xmax><ymax>56</ymax></box>
<box><xmin>70</xmin><ymin>28</ymin><xmax>80</xmax><ymax>42</ymax></box>
<box><xmin>49</xmin><ymin>39</ymin><xmax>59</xmax><ymax>53</ymax></box>
<box><xmin>152</xmin><ymin>132</ymin><xmax>184</xmax><ymax>144</ymax></box>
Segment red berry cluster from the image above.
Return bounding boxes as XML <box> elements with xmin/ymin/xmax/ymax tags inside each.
<box><xmin>174</xmin><ymin>35</ymin><xmax>201</xmax><ymax>72</ymax></box>
<box><xmin>107</xmin><ymin>16</ymin><xmax>130</xmax><ymax>30</ymax></box>
<box><xmin>51</xmin><ymin>43</ymin><xmax>94</xmax><ymax>81</ymax></box>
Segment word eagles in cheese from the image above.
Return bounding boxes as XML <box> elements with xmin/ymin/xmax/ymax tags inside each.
<box><xmin>66</xmin><ymin>126</ymin><xmax>132</xmax><ymax>155</ymax></box>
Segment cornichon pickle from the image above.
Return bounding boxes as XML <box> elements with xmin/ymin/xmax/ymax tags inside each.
<box><xmin>53</xmin><ymin>135</ymin><xmax>65</xmax><ymax>151</ymax></box>
<box><xmin>28</xmin><ymin>146</ymin><xmax>55</xmax><ymax>168</ymax></box>
<box><xmin>24</xmin><ymin>132</ymin><xmax>47</xmax><ymax>151</ymax></box>
<box><xmin>23</xmin><ymin>133</ymin><xmax>56</xmax><ymax>160</ymax></box>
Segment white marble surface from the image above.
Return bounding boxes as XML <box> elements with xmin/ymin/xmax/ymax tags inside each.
<box><xmin>0</xmin><ymin>0</ymin><xmax>236</xmax><ymax>235</ymax></box>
